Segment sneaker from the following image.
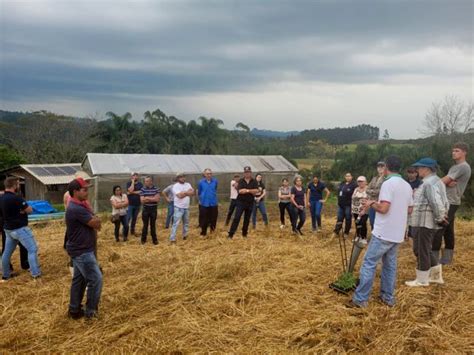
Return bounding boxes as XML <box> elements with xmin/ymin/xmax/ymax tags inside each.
<box><xmin>32</xmin><ymin>274</ymin><xmax>42</xmax><ymax>280</ymax></box>
<box><xmin>345</xmin><ymin>299</ymin><xmax>366</xmax><ymax>309</ymax></box>
<box><xmin>376</xmin><ymin>296</ymin><xmax>395</xmax><ymax>307</ymax></box>
<box><xmin>297</xmin><ymin>229</ymin><xmax>304</xmax><ymax>236</ymax></box>
<box><xmin>2</xmin><ymin>272</ymin><xmax>18</xmax><ymax>281</ymax></box>
<box><xmin>68</xmin><ymin>308</ymin><xmax>85</xmax><ymax>320</ymax></box>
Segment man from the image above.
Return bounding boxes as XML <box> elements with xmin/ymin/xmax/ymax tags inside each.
<box><xmin>348</xmin><ymin>156</ymin><xmax>413</xmax><ymax>308</ymax></box>
<box><xmin>225</xmin><ymin>174</ymin><xmax>240</xmax><ymax>226</ymax></box>
<box><xmin>306</xmin><ymin>175</ymin><xmax>330</xmax><ymax>233</ymax></box>
<box><xmin>169</xmin><ymin>173</ymin><xmax>194</xmax><ymax>244</ymax></box>
<box><xmin>366</xmin><ymin>161</ymin><xmax>386</xmax><ymax>230</ymax></box>
<box><xmin>140</xmin><ymin>176</ymin><xmax>160</xmax><ymax>245</ymax></box>
<box><xmin>1</xmin><ymin>177</ymin><xmax>40</xmax><ymax>281</ymax></box>
<box><xmin>406</xmin><ymin>167</ymin><xmax>422</xmax><ymax>190</ymax></box>
<box><xmin>162</xmin><ymin>179</ymin><xmax>176</xmax><ymax>229</ymax></box>
<box><xmin>334</xmin><ymin>173</ymin><xmax>357</xmax><ymax>238</ymax></box>
<box><xmin>197</xmin><ymin>168</ymin><xmax>218</xmax><ymax>237</ymax></box>
<box><xmin>66</xmin><ymin>178</ymin><xmax>102</xmax><ymax>319</ymax></box>
<box><xmin>406</xmin><ymin>158</ymin><xmax>448</xmax><ymax>287</ymax></box>
<box><xmin>126</xmin><ymin>172</ymin><xmax>143</xmax><ymax>236</ymax></box>
<box><xmin>228</xmin><ymin>166</ymin><xmax>259</xmax><ymax>239</ymax></box>
<box><xmin>432</xmin><ymin>142</ymin><xmax>471</xmax><ymax>265</ymax></box>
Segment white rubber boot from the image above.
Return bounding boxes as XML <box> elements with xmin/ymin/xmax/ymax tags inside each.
<box><xmin>429</xmin><ymin>264</ymin><xmax>444</xmax><ymax>284</ymax></box>
<box><xmin>405</xmin><ymin>269</ymin><xmax>430</xmax><ymax>287</ymax></box>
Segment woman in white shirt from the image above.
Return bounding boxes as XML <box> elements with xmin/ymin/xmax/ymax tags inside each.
<box><xmin>351</xmin><ymin>176</ymin><xmax>368</xmax><ymax>241</ymax></box>
<box><xmin>110</xmin><ymin>185</ymin><xmax>129</xmax><ymax>242</ymax></box>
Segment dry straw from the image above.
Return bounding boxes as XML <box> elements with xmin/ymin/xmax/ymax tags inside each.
<box><xmin>1</xmin><ymin>204</ymin><xmax>473</xmax><ymax>353</ymax></box>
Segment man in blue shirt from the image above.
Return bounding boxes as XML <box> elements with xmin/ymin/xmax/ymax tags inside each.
<box><xmin>126</xmin><ymin>172</ymin><xmax>143</xmax><ymax>236</ymax></box>
<box><xmin>197</xmin><ymin>168</ymin><xmax>218</xmax><ymax>237</ymax></box>
<box><xmin>306</xmin><ymin>175</ymin><xmax>330</xmax><ymax>233</ymax></box>
<box><xmin>140</xmin><ymin>176</ymin><xmax>160</xmax><ymax>245</ymax></box>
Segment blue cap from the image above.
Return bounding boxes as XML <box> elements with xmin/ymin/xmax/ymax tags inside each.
<box><xmin>412</xmin><ymin>158</ymin><xmax>437</xmax><ymax>169</ymax></box>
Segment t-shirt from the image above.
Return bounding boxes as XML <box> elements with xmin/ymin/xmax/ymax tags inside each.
<box><xmin>162</xmin><ymin>184</ymin><xmax>175</xmax><ymax>202</ymax></box>
<box><xmin>172</xmin><ymin>182</ymin><xmax>193</xmax><ymax>209</ymax></box>
<box><xmin>255</xmin><ymin>181</ymin><xmax>266</xmax><ymax>201</ymax></box>
<box><xmin>140</xmin><ymin>185</ymin><xmax>160</xmax><ymax>208</ymax></box>
<box><xmin>230</xmin><ymin>180</ymin><xmax>239</xmax><ymax>200</ymax></box>
<box><xmin>0</xmin><ymin>191</ymin><xmax>29</xmax><ymax>230</ymax></box>
<box><xmin>351</xmin><ymin>188</ymin><xmax>368</xmax><ymax>215</ymax></box>
<box><xmin>279</xmin><ymin>186</ymin><xmax>291</xmax><ymax>203</ymax></box>
<box><xmin>291</xmin><ymin>186</ymin><xmax>305</xmax><ymax>206</ymax></box>
<box><xmin>237</xmin><ymin>178</ymin><xmax>259</xmax><ymax>205</ymax></box>
<box><xmin>337</xmin><ymin>181</ymin><xmax>357</xmax><ymax>207</ymax></box>
<box><xmin>126</xmin><ymin>180</ymin><xmax>143</xmax><ymax>206</ymax></box>
<box><xmin>372</xmin><ymin>175</ymin><xmax>413</xmax><ymax>243</ymax></box>
<box><xmin>110</xmin><ymin>194</ymin><xmax>128</xmax><ymax>216</ymax></box>
<box><xmin>198</xmin><ymin>178</ymin><xmax>218</xmax><ymax>207</ymax></box>
<box><xmin>407</xmin><ymin>178</ymin><xmax>422</xmax><ymax>190</ymax></box>
<box><xmin>307</xmin><ymin>181</ymin><xmax>326</xmax><ymax>202</ymax></box>
<box><xmin>66</xmin><ymin>201</ymin><xmax>96</xmax><ymax>257</ymax></box>
<box><xmin>446</xmin><ymin>161</ymin><xmax>471</xmax><ymax>205</ymax></box>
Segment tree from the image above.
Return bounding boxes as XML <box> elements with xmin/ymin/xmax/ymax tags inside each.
<box><xmin>382</xmin><ymin>129</ymin><xmax>390</xmax><ymax>140</ymax></box>
<box><xmin>0</xmin><ymin>145</ymin><xmax>25</xmax><ymax>170</ymax></box>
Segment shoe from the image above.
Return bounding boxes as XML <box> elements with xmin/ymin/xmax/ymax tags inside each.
<box><xmin>440</xmin><ymin>249</ymin><xmax>454</xmax><ymax>265</ymax></box>
<box><xmin>85</xmin><ymin>311</ymin><xmax>99</xmax><ymax>321</ymax></box>
<box><xmin>141</xmin><ymin>241</ymin><xmax>146</xmax><ymax>245</ymax></box>
<box><xmin>227</xmin><ymin>235</ymin><xmax>233</xmax><ymax>240</ymax></box>
<box><xmin>32</xmin><ymin>274</ymin><xmax>42</xmax><ymax>280</ymax></box>
<box><xmin>68</xmin><ymin>309</ymin><xmax>85</xmax><ymax>320</ymax></box>
<box><xmin>345</xmin><ymin>300</ymin><xmax>366</xmax><ymax>309</ymax></box>
<box><xmin>183</xmin><ymin>236</ymin><xmax>187</xmax><ymax>241</ymax></box>
<box><xmin>1</xmin><ymin>272</ymin><xmax>18</xmax><ymax>282</ymax></box>
<box><xmin>405</xmin><ymin>269</ymin><xmax>430</xmax><ymax>287</ymax></box>
<box><xmin>242</xmin><ymin>235</ymin><xmax>248</xmax><ymax>238</ymax></box>
<box><xmin>292</xmin><ymin>229</ymin><xmax>297</xmax><ymax>235</ymax></box>
<box><xmin>297</xmin><ymin>229</ymin><xmax>304</xmax><ymax>236</ymax></box>
<box><xmin>169</xmin><ymin>240</ymin><xmax>177</xmax><ymax>245</ymax></box>
<box><xmin>376</xmin><ymin>296</ymin><xmax>395</xmax><ymax>307</ymax></box>
<box><xmin>280</xmin><ymin>224</ymin><xmax>285</xmax><ymax>230</ymax></box>
<box><xmin>123</xmin><ymin>238</ymin><xmax>128</xmax><ymax>242</ymax></box>
<box><xmin>153</xmin><ymin>240</ymin><xmax>159</xmax><ymax>245</ymax></box>
<box><xmin>343</xmin><ymin>233</ymin><xmax>349</xmax><ymax>239</ymax></box>
<box><xmin>428</xmin><ymin>264</ymin><xmax>444</xmax><ymax>284</ymax></box>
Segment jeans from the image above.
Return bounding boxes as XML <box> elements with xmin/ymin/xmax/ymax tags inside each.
<box><xmin>368</xmin><ymin>207</ymin><xmax>376</xmax><ymax>230</ymax></box>
<box><xmin>337</xmin><ymin>205</ymin><xmax>352</xmax><ymax>235</ymax></box>
<box><xmin>432</xmin><ymin>204</ymin><xmax>458</xmax><ymax>251</ymax></box>
<box><xmin>69</xmin><ymin>251</ymin><xmax>103</xmax><ymax>317</ymax></box>
<box><xmin>141</xmin><ymin>206</ymin><xmax>158</xmax><ymax>243</ymax></box>
<box><xmin>411</xmin><ymin>227</ymin><xmax>436</xmax><ymax>271</ymax></box>
<box><xmin>309</xmin><ymin>200</ymin><xmax>323</xmax><ymax>230</ymax></box>
<box><xmin>170</xmin><ymin>207</ymin><xmax>190</xmax><ymax>241</ymax></box>
<box><xmin>2</xmin><ymin>228</ymin><xmax>29</xmax><ymax>270</ymax></box>
<box><xmin>225</xmin><ymin>199</ymin><xmax>238</xmax><ymax>225</ymax></box>
<box><xmin>290</xmin><ymin>205</ymin><xmax>306</xmax><ymax>231</ymax></box>
<box><xmin>252</xmin><ymin>201</ymin><xmax>268</xmax><ymax>227</ymax></box>
<box><xmin>353</xmin><ymin>213</ymin><xmax>368</xmax><ymax>239</ymax></box>
<box><xmin>127</xmin><ymin>205</ymin><xmax>141</xmax><ymax>234</ymax></box>
<box><xmin>353</xmin><ymin>235</ymin><xmax>399</xmax><ymax>307</ymax></box>
<box><xmin>228</xmin><ymin>201</ymin><xmax>254</xmax><ymax>237</ymax></box>
<box><xmin>113</xmin><ymin>215</ymin><xmax>129</xmax><ymax>241</ymax></box>
<box><xmin>2</xmin><ymin>227</ymin><xmax>41</xmax><ymax>278</ymax></box>
<box><xmin>199</xmin><ymin>205</ymin><xmax>218</xmax><ymax>235</ymax></box>
<box><xmin>165</xmin><ymin>202</ymin><xmax>174</xmax><ymax>228</ymax></box>
<box><xmin>278</xmin><ymin>202</ymin><xmax>292</xmax><ymax>225</ymax></box>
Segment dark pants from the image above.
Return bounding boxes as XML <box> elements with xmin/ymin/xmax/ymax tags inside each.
<box><xmin>228</xmin><ymin>201</ymin><xmax>253</xmax><ymax>237</ymax></box>
<box><xmin>127</xmin><ymin>205</ymin><xmax>141</xmax><ymax>234</ymax></box>
<box><xmin>1</xmin><ymin>228</ymin><xmax>29</xmax><ymax>270</ymax></box>
<box><xmin>290</xmin><ymin>205</ymin><xmax>306</xmax><ymax>231</ymax></box>
<box><xmin>200</xmin><ymin>205</ymin><xmax>218</xmax><ymax>235</ymax></box>
<box><xmin>337</xmin><ymin>205</ymin><xmax>352</xmax><ymax>234</ymax></box>
<box><xmin>69</xmin><ymin>251</ymin><xmax>103</xmax><ymax>318</ymax></box>
<box><xmin>165</xmin><ymin>202</ymin><xmax>174</xmax><ymax>229</ymax></box>
<box><xmin>113</xmin><ymin>215</ymin><xmax>129</xmax><ymax>241</ymax></box>
<box><xmin>353</xmin><ymin>213</ymin><xmax>368</xmax><ymax>239</ymax></box>
<box><xmin>411</xmin><ymin>227</ymin><xmax>437</xmax><ymax>271</ymax></box>
<box><xmin>141</xmin><ymin>206</ymin><xmax>157</xmax><ymax>243</ymax></box>
<box><xmin>225</xmin><ymin>199</ymin><xmax>238</xmax><ymax>225</ymax></box>
<box><xmin>278</xmin><ymin>202</ymin><xmax>292</xmax><ymax>225</ymax></box>
<box><xmin>432</xmin><ymin>204</ymin><xmax>458</xmax><ymax>251</ymax></box>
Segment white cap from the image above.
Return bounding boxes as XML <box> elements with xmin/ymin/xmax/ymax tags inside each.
<box><xmin>357</xmin><ymin>176</ymin><xmax>367</xmax><ymax>182</ymax></box>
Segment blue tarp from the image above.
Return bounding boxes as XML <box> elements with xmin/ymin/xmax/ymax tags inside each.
<box><xmin>27</xmin><ymin>200</ymin><xmax>57</xmax><ymax>214</ymax></box>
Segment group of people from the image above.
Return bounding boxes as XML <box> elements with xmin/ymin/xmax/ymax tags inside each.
<box><xmin>0</xmin><ymin>142</ymin><xmax>470</xmax><ymax>319</ymax></box>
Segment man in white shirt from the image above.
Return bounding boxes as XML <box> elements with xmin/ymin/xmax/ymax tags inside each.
<box><xmin>169</xmin><ymin>173</ymin><xmax>194</xmax><ymax>244</ymax></box>
<box><xmin>225</xmin><ymin>174</ymin><xmax>240</xmax><ymax>226</ymax></box>
<box><xmin>348</xmin><ymin>156</ymin><xmax>413</xmax><ymax>308</ymax></box>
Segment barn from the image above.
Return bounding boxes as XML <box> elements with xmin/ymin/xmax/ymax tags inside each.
<box><xmin>81</xmin><ymin>153</ymin><xmax>299</xmax><ymax>212</ymax></box>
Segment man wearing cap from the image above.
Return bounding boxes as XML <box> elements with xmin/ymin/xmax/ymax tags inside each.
<box><xmin>366</xmin><ymin>161</ymin><xmax>386</xmax><ymax>230</ymax></box>
<box><xmin>169</xmin><ymin>173</ymin><xmax>194</xmax><ymax>244</ymax></box>
<box><xmin>432</xmin><ymin>142</ymin><xmax>471</xmax><ymax>265</ymax></box>
<box><xmin>140</xmin><ymin>176</ymin><xmax>160</xmax><ymax>245</ymax></box>
<box><xmin>126</xmin><ymin>172</ymin><xmax>143</xmax><ymax>237</ymax></box>
<box><xmin>66</xmin><ymin>177</ymin><xmax>102</xmax><ymax>319</ymax></box>
<box><xmin>228</xmin><ymin>166</ymin><xmax>259</xmax><ymax>239</ymax></box>
<box><xmin>406</xmin><ymin>158</ymin><xmax>448</xmax><ymax>287</ymax></box>
<box><xmin>197</xmin><ymin>168</ymin><xmax>219</xmax><ymax>237</ymax></box>
<box><xmin>1</xmin><ymin>177</ymin><xmax>40</xmax><ymax>281</ymax></box>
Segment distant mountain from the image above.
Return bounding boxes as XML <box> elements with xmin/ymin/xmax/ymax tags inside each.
<box><xmin>251</xmin><ymin>128</ymin><xmax>300</xmax><ymax>138</ymax></box>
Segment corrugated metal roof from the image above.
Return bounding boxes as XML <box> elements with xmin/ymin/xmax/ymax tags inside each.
<box><xmin>21</xmin><ymin>164</ymin><xmax>90</xmax><ymax>185</ymax></box>
<box><xmin>84</xmin><ymin>153</ymin><xmax>298</xmax><ymax>176</ymax></box>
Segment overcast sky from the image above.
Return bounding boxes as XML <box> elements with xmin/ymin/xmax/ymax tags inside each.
<box><xmin>1</xmin><ymin>0</ymin><xmax>472</xmax><ymax>138</ymax></box>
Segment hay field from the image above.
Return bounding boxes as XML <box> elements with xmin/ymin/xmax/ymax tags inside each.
<box><xmin>1</xmin><ymin>203</ymin><xmax>473</xmax><ymax>353</ymax></box>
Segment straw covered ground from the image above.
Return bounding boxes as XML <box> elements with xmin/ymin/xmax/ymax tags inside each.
<box><xmin>1</xmin><ymin>203</ymin><xmax>473</xmax><ymax>353</ymax></box>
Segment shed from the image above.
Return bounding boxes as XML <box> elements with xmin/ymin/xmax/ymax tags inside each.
<box><xmin>82</xmin><ymin>153</ymin><xmax>299</xmax><ymax>212</ymax></box>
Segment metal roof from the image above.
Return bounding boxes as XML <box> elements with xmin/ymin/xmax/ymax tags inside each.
<box><xmin>83</xmin><ymin>153</ymin><xmax>298</xmax><ymax>176</ymax></box>
<box><xmin>3</xmin><ymin>164</ymin><xmax>90</xmax><ymax>185</ymax></box>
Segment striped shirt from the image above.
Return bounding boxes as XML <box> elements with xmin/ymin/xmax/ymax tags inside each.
<box><xmin>140</xmin><ymin>185</ymin><xmax>160</xmax><ymax>207</ymax></box>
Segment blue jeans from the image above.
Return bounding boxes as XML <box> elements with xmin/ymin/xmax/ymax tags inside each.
<box><xmin>310</xmin><ymin>200</ymin><xmax>323</xmax><ymax>230</ymax></box>
<box><xmin>127</xmin><ymin>205</ymin><xmax>141</xmax><ymax>233</ymax></box>
<box><xmin>252</xmin><ymin>201</ymin><xmax>268</xmax><ymax>226</ymax></box>
<box><xmin>352</xmin><ymin>235</ymin><xmax>400</xmax><ymax>307</ymax></box>
<box><xmin>69</xmin><ymin>251</ymin><xmax>103</xmax><ymax>317</ymax></box>
<box><xmin>2</xmin><ymin>227</ymin><xmax>41</xmax><ymax>278</ymax></box>
<box><xmin>368</xmin><ymin>207</ymin><xmax>376</xmax><ymax>230</ymax></box>
<box><xmin>165</xmin><ymin>202</ymin><xmax>174</xmax><ymax>228</ymax></box>
<box><xmin>169</xmin><ymin>207</ymin><xmax>190</xmax><ymax>241</ymax></box>
<box><xmin>337</xmin><ymin>205</ymin><xmax>352</xmax><ymax>234</ymax></box>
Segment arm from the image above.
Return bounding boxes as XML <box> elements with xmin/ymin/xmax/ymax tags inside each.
<box><xmin>367</xmin><ymin>200</ymin><xmax>391</xmax><ymax>214</ymax></box>
<box><xmin>322</xmin><ymin>188</ymin><xmax>330</xmax><ymax>202</ymax></box>
<box><xmin>162</xmin><ymin>190</ymin><xmax>171</xmax><ymax>203</ymax></box>
<box><xmin>127</xmin><ymin>181</ymin><xmax>135</xmax><ymax>193</ymax></box>
<box><xmin>306</xmin><ymin>188</ymin><xmax>311</xmax><ymax>207</ymax></box>
<box><xmin>87</xmin><ymin>216</ymin><xmax>102</xmax><ymax>231</ymax></box>
<box><xmin>290</xmin><ymin>193</ymin><xmax>298</xmax><ymax>208</ymax></box>
<box><xmin>441</xmin><ymin>175</ymin><xmax>454</xmax><ymax>186</ymax></box>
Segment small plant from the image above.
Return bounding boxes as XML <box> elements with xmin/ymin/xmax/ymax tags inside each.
<box><xmin>329</xmin><ymin>272</ymin><xmax>358</xmax><ymax>294</ymax></box>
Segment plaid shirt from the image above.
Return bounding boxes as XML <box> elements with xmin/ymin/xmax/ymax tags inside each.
<box><xmin>409</xmin><ymin>174</ymin><xmax>449</xmax><ymax>229</ymax></box>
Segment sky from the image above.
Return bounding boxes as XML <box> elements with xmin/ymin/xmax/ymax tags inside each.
<box><xmin>1</xmin><ymin>0</ymin><xmax>472</xmax><ymax>138</ymax></box>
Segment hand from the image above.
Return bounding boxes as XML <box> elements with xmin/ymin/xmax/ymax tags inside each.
<box><xmin>307</xmin><ymin>202</ymin><xmax>311</xmax><ymax>208</ymax></box>
<box><xmin>298</xmin><ymin>205</ymin><xmax>304</xmax><ymax>210</ymax></box>
<box><xmin>364</xmin><ymin>199</ymin><xmax>375</xmax><ymax>209</ymax></box>
<box><xmin>320</xmin><ymin>199</ymin><xmax>326</xmax><ymax>204</ymax></box>
<box><xmin>447</xmin><ymin>181</ymin><xmax>457</xmax><ymax>187</ymax></box>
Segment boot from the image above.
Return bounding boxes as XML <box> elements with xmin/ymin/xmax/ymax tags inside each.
<box><xmin>405</xmin><ymin>269</ymin><xmax>430</xmax><ymax>287</ymax></box>
<box><xmin>440</xmin><ymin>249</ymin><xmax>454</xmax><ymax>265</ymax></box>
<box><xmin>428</xmin><ymin>264</ymin><xmax>444</xmax><ymax>284</ymax></box>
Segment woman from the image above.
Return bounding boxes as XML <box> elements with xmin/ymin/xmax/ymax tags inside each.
<box><xmin>278</xmin><ymin>178</ymin><xmax>292</xmax><ymax>229</ymax></box>
<box><xmin>290</xmin><ymin>176</ymin><xmax>307</xmax><ymax>235</ymax></box>
<box><xmin>366</xmin><ymin>161</ymin><xmax>385</xmax><ymax>230</ymax></box>
<box><xmin>334</xmin><ymin>172</ymin><xmax>357</xmax><ymax>238</ymax></box>
<box><xmin>110</xmin><ymin>185</ymin><xmax>129</xmax><ymax>242</ymax></box>
<box><xmin>352</xmin><ymin>176</ymin><xmax>369</xmax><ymax>242</ymax></box>
<box><xmin>306</xmin><ymin>175</ymin><xmax>330</xmax><ymax>232</ymax></box>
<box><xmin>252</xmin><ymin>173</ymin><xmax>269</xmax><ymax>229</ymax></box>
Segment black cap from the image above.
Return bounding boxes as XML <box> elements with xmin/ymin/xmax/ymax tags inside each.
<box><xmin>243</xmin><ymin>166</ymin><xmax>252</xmax><ymax>172</ymax></box>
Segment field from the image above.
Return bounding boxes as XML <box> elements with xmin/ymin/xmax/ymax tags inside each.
<box><xmin>1</xmin><ymin>203</ymin><xmax>473</xmax><ymax>353</ymax></box>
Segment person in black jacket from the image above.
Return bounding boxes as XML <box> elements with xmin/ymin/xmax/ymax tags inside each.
<box><xmin>334</xmin><ymin>173</ymin><xmax>357</xmax><ymax>238</ymax></box>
